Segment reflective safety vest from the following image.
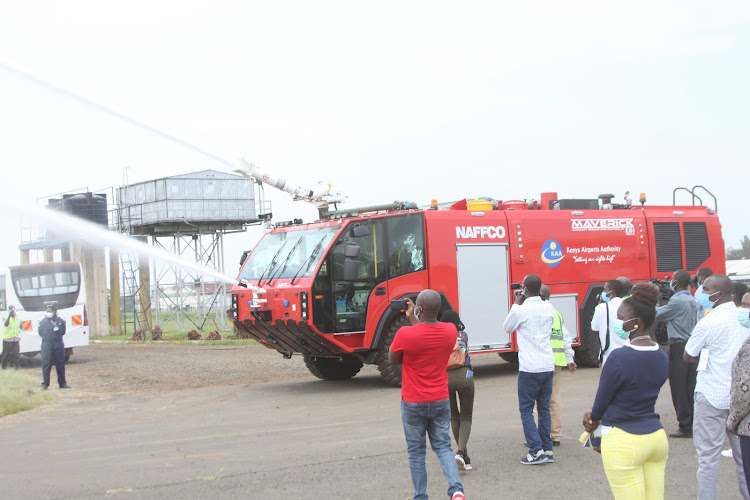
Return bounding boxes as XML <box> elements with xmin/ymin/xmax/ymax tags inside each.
<box><xmin>3</xmin><ymin>316</ymin><xmax>21</xmax><ymax>339</ymax></box>
<box><xmin>551</xmin><ymin>310</ymin><xmax>566</xmax><ymax>367</ymax></box>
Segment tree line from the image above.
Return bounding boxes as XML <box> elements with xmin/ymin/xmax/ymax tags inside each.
<box><xmin>727</xmin><ymin>236</ymin><xmax>750</xmax><ymax>260</ymax></box>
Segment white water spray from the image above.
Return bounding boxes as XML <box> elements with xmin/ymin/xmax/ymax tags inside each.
<box><xmin>2</xmin><ymin>199</ymin><xmax>240</xmax><ymax>285</ymax></box>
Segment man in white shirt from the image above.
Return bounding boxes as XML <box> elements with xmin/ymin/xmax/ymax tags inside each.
<box><xmin>591</xmin><ymin>279</ymin><xmax>627</xmax><ymax>365</ymax></box>
<box><xmin>503</xmin><ymin>274</ymin><xmax>555</xmax><ymax>465</ymax></box>
<box><xmin>685</xmin><ymin>274</ymin><xmax>750</xmax><ymax>500</ymax></box>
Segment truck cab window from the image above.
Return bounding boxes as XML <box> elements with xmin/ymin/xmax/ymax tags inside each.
<box><xmin>316</xmin><ymin>220</ymin><xmax>385</xmax><ymax>334</ymax></box>
<box><xmin>387</xmin><ymin>213</ymin><xmax>425</xmax><ymax>278</ymax></box>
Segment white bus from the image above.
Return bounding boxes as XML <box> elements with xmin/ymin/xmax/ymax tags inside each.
<box><xmin>0</xmin><ymin>262</ymin><xmax>89</xmax><ymax>361</ymax></box>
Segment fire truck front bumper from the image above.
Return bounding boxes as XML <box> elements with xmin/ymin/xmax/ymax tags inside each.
<box><xmin>233</xmin><ymin>317</ymin><xmax>345</xmax><ymax>358</ymax></box>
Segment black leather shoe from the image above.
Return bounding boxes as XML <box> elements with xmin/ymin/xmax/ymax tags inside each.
<box><xmin>669</xmin><ymin>430</ymin><xmax>692</xmax><ymax>438</ymax></box>
<box><xmin>59</xmin><ymin>384</ymin><xmax>71</xmax><ymax>389</ymax></box>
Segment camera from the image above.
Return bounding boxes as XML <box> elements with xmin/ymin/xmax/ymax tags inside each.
<box><xmin>650</xmin><ymin>278</ymin><xmax>674</xmax><ymax>302</ymax></box>
<box><xmin>390</xmin><ymin>299</ymin><xmax>409</xmax><ymax>311</ymax></box>
<box><xmin>510</xmin><ymin>283</ymin><xmax>522</xmax><ymax>290</ymax></box>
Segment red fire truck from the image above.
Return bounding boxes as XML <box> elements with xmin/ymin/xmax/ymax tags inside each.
<box><xmin>231</xmin><ymin>186</ymin><xmax>724</xmax><ymax>385</ymax></box>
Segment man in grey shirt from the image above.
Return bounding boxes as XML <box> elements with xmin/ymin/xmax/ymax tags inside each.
<box><xmin>656</xmin><ymin>269</ymin><xmax>698</xmax><ymax>437</ymax></box>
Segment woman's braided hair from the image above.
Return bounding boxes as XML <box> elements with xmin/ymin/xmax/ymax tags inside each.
<box><xmin>623</xmin><ymin>282</ymin><xmax>660</xmax><ymax>329</ymax></box>
<box><xmin>439</xmin><ymin>309</ymin><xmax>465</xmax><ymax>332</ymax></box>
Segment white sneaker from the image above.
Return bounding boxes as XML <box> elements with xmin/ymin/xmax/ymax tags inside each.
<box><xmin>721</xmin><ymin>449</ymin><xmax>734</xmax><ymax>458</ymax></box>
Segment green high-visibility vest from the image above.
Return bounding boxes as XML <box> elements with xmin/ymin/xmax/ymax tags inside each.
<box><xmin>3</xmin><ymin>316</ymin><xmax>21</xmax><ymax>339</ymax></box>
<box><xmin>551</xmin><ymin>310</ymin><xmax>566</xmax><ymax>367</ymax></box>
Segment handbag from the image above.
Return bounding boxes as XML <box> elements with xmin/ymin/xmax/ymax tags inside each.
<box><xmin>447</xmin><ymin>338</ymin><xmax>466</xmax><ymax>370</ymax></box>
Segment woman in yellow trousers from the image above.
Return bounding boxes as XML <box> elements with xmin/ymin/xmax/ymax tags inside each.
<box><xmin>584</xmin><ymin>283</ymin><xmax>670</xmax><ymax>499</ymax></box>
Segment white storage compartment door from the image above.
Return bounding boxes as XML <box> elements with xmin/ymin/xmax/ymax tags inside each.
<box><xmin>549</xmin><ymin>293</ymin><xmax>579</xmax><ymax>344</ymax></box>
<box><xmin>456</xmin><ymin>244</ymin><xmax>511</xmax><ymax>351</ymax></box>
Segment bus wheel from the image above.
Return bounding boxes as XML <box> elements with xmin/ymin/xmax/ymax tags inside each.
<box><xmin>303</xmin><ymin>355</ymin><xmax>363</xmax><ymax>380</ymax></box>
<box><xmin>499</xmin><ymin>352</ymin><xmax>518</xmax><ymax>364</ymax></box>
<box><xmin>376</xmin><ymin>316</ymin><xmax>408</xmax><ymax>387</ymax></box>
<box><xmin>65</xmin><ymin>348</ymin><xmax>73</xmax><ymax>363</ymax></box>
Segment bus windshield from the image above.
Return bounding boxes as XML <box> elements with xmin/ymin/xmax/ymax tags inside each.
<box><xmin>8</xmin><ymin>262</ymin><xmax>83</xmax><ymax>311</ymax></box>
<box><xmin>238</xmin><ymin>226</ymin><xmax>340</xmax><ymax>284</ymax></box>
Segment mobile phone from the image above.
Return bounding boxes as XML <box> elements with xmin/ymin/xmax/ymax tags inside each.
<box><xmin>390</xmin><ymin>299</ymin><xmax>408</xmax><ymax>311</ymax></box>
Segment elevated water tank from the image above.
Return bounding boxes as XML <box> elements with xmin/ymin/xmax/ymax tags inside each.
<box><xmin>117</xmin><ymin>169</ymin><xmax>259</xmax><ymax>235</ymax></box>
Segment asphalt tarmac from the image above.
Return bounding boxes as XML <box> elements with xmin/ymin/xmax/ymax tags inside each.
<box><xmin>0</xmin><ymin>355</ymin><xmax>745</xmax><ymax>499</ymax></box>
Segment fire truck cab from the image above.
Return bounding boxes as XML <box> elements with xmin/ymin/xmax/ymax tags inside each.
<box><xmin>232</xmin><ymin>189</ymin><xmax>724</xmax><ymax>385</ymax></box>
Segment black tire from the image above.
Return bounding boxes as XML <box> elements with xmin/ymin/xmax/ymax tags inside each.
<box><xmin>499</xmin><ymin>352</ymin><xmax>518</xmax><ymax>364</ymax></box>
<box><xmin>303</xmin><ymin>354</ymin><xmax>363</xmax><ymax>380</ymax></box>
<box><xmin>22</xmin><ymin>352</ymin><xmax>38</xmax><ymax>358</ymax></box>
<box><xmin>376</xmin><ymin>315</ymin><xmax>409</xmax><ymax>386</ymax></box>
<box><xmin>575</xmin><ymin>346</ymin><xmax>599</xmax><ymax>368</ymax></box>
<box><xmin>65</xmin><ymin>348</ymin><xmax>73</xmax><ymax>363</ymax></box>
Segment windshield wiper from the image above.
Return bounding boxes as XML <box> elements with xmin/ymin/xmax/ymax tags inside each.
<box><xmin>257</xmin><ymin>241</ymin><xmax>289</xmax><ymax>287</ymax></box>
<box><xmin>266</xmin><ymin>237</ymin><xmax>303</xmax><ymax>286</ymax></box>
<box><xmin>291</xmin><ymin>234</ymin><xmax>329</xmax><ymax>285</ymax></box>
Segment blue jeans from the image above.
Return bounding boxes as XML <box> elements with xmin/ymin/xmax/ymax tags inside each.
<box><xmin>518</xmin><ymin>370</ymin><xmax>554</xmax><ymax>455</ymax></box>
<box><xmin>401</xmin><ymin>399</ymin><xmax>463</xmax><ymax>500</ymax></box>
<box><xmin>41</xmin><ymin>341</ymin><xmax>66</xmax><ymax>387</ymax></box>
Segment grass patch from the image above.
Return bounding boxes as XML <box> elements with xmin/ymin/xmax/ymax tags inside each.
<box><xmin>94</xmin><ymin>312</ymin><xmax>258</xmax><ymax>344</ymax></box>
<box><xmin>0</xmin><ymin>370</ymin><xmax>54</xmax><ymax>418</ymax></box>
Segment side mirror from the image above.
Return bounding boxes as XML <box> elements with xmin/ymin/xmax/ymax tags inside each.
<box><xmin>351</xmin><ymin>224</ymin><xmax>370</xmax><ymax>238</ymax></box>
<box><xmin>239</xmin><ymin>250</ymin><xmax>250</xmax><ymax>267</ymax></box>
<box><xmin>344</xmin><ymin>242</ymin><xmax>361</xmax><ymax>259</ymax></box>
<box><xmin>343</xmin><ymin>242</ymin><xmax>361</xmax><ymax>281</ymax></box>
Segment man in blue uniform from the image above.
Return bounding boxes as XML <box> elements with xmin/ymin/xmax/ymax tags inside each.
<box><xmin>38</xmin><ymin>304</ymin><xmax>70</xmax><ymax>390</ymax></box>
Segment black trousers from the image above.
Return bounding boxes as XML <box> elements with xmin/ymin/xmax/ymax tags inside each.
<box><xmin>41</xmin><ymin>341</ymin><xmax>66</xmax><ymax>387</ymax></box>
<box><xmin>1</xmin><ymin>340</ymin><xmax>20</xmax><ymax>369</ymax></box>
<box><xmin>741</xmin><ymin>435</ymin><xmax>750</xmax><ymax>495</ymax></box>
<box><xmin>668</xmin><ymin>340</ymin><xmax>697</xmax><ymax>432</ymax></box>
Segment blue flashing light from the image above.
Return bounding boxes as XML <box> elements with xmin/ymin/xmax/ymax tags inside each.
<box><xmin>283</xmin><ymin>300</ymin><xmax>289</xmax><ymax>307</ymax></box>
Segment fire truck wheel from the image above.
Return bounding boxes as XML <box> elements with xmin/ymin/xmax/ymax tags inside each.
<box><xmin>303</xmin><ymin>355</ymin><xmax>363</xmax><ymax>381</ymax></box>
<box><xmin>498</xmin><ymin>352</ymin><xmax>518</xmax><ymax>364</ymax></box>
<box><xmin>574</xmin><ymin>346</ymin><xmax>600</xmax><ymax>368</ymax></box>
<box><xmin>376</xmin><ymin>316</ymin><xmax>408</xmax><ymax>387</ymax></box>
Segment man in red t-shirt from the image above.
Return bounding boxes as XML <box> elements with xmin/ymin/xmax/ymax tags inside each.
<box><xmin>390</xmin><ymin>289</ymin><xmax>465</xmax><ymax>500</ymax></box>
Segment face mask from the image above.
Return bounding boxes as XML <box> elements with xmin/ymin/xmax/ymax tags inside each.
<box><xmin>414</xmin><ymin>307</ymin><xmax>421</xmax><ymax>322</ymax></box>
<box><xmin>739</xmin><ymin>309</ymin><xmax>750</xmax><ymax>329</ymax></box>
<box><xmin>698</xmin><ymin>291</ymin><xmax>720</xmax><ymax>310</ymax></box>
<box><xmin>45</xmin><ymin>312</ymin><xmax>53</xmax><ymax>318</ymax></box>
<box><xmin>600</xmin><ymin>291</ymin><xmax>611</xmax><ymax>303</ymax></box>
<box><xmin>669</xmin><ymin>282</ymin><xmax>676</xmax><ymax>292</ymax></box>
<box><xmin>613</xmin><ymin>318</ymin><xmax>637</xmax><ymax>339</ymax></box>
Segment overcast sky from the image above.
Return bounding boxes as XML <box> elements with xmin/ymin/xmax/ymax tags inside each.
<box><xmin>0</xmin><ymin>1</ymin><xmax>748</xmax><ymax>276</ymax></box>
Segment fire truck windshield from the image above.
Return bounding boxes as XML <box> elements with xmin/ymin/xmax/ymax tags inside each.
<box><xmin>237</xmin><ymin>226</ymin><xmax>339</xmax><ymax>283</ymax></box>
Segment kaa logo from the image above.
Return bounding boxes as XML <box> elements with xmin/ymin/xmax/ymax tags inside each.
<box><xmin>541</xmin><ymin>239</ymin><xmax>564</xmax><ymax>267</ymax></box>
